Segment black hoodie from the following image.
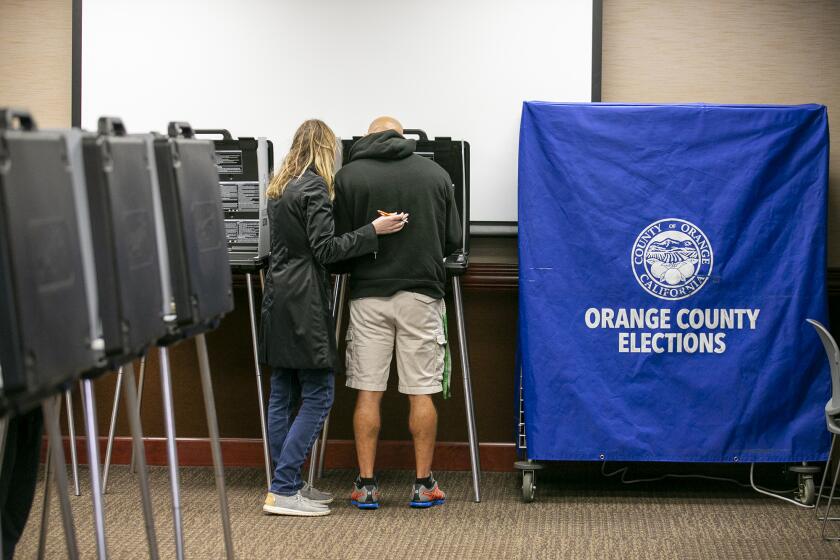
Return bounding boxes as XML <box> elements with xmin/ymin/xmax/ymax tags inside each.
<box><xmin>334</xmin><ymin>130</ymin><xmax>462</xmax><ymax>299</ymax></box>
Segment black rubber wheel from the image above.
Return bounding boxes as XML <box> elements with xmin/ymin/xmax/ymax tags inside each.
<box><xmin>798</xmin><ymin>475</ymin><xmax>817</xmax><ymax>506</ymax></box>
<box><xmin>522</xmin><ymin>470</ymin><xmax>535</xmax><ymax>503</ymax></box>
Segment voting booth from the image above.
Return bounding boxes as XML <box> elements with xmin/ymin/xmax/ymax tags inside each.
<box><xmin>82</xmin><ymin>118</ymin><xmax>168</xmax><ymax>364</ymax></box>
<box><xmin>151</xmin><ymin>121</ymin><xmax>235</xmax><ymax>559</ymax></box>
<box><xmin>199</xmin><ymin>128</ymin><xmax>274</xmax><ymax>488</ymax></box>
<box><xmin>70</xmin><ymin>118</ymin><xmax>172</xmax><ymax>559</ymax></box>
<box><xmin>103</xmin><ymin>127</ymin><xmax>276</xmax><ymax>492</ymax></box>
<box><xmin>196</xmin><ymin>130</ymin><xmax>273</xmax><ymax>270</ymax></box>
<box><xmin>1</xmin><ymin>112</ymin><xmax>236</xmax><ymax>559</ymax></box>
<box><xmin>0</xmin><ymin>112</ymin><xmax>96</xmax><ymax>409</ymax></box>
<box><xmin>81</xmin><ymin>119</ymin><xmax>235</xmax><ymax>560</ymax></box>
<box><xmin>516</xmin><ymin>102</ymin><xmax>831</xmax><ymax>502</ymax></box>
<box><xmin>0</xmin><ymin>110</ymin><xmax>96</xmax><ymax>558</ymax></box>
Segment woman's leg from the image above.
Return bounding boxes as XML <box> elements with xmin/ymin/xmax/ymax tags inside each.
<box><xmin>267</xmin><ymin>368</ymin><xmax>300</xmax><ymax>494</ymax></box>
<box><xmin>273</xmin><ymin>369</ymin><xmax>334</xmax><ymax>495</ymax></box>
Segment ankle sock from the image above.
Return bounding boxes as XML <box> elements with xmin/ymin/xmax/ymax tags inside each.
<box><xmin>359</xmin><ymin>477</ymin><xmax>376</xmax><ymax>487</ymax></box>
<box><xmin>416</xmin><ymin>475</ymin><xmax>434</xmax><ymax>488</ymax></box>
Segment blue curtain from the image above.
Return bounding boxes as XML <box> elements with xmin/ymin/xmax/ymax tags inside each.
<box><xmin>518</xmin><ymin>102</ymin><xmax>830</xmax><ymax>462</ymax></box>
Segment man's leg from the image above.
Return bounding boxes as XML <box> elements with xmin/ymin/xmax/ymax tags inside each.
<box><xmin>408</xmin><ymin>395</ymin><xmax>437</xmax><ymax>478</ymax></box>
<box><xmin>353</xmin><ymin>390</ymin><xmax>384</xmax><ymax>478</ymax></box>
<box><xmin>393</xmin><ymin>291</ymin><xmax>447</xmax><ymax>507</ymax></box>
<box><xmin>345</xmin><ymin>295</ymin><xmax>395</xmax><ymax>481</ymax></box>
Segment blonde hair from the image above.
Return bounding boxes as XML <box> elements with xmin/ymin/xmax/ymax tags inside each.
<box><xmin>267</xmin><ymin>119</ymin><xmax>338</xmax><ymax>199</ymax></box>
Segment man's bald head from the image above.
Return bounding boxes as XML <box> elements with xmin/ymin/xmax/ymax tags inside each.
<box><xmin>367</xmin><ymin>116</ymin><xmax>403</xmax><ymax>135</ymax></box>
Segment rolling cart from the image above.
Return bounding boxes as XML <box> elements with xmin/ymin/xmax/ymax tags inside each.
<box><xmin>514</xmin><ymin>365</ymin><xmax>542</xmax><ymax>503</ymax></box>
<box><xmin>515</xmin><ymin>101</ymin><xmax>830</xmax><ymax>506</ymax></box>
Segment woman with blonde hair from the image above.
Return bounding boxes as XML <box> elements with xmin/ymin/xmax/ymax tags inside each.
<box><xmin>259</xmin><ymin>119</ymin><xmax>406</xmax><ymax>516</ymax></box>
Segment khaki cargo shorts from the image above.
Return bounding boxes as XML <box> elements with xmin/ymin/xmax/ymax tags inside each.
<box><xmin>345</xmin><ymin>290</ymin><xmax>447</xmax><ymax>395</ymax></box>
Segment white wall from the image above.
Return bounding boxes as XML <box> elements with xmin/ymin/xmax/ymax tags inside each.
<box><xmin>82</xmin><ymin>0</ymin><xmax>593</xmax><ymax>222</ymax></box>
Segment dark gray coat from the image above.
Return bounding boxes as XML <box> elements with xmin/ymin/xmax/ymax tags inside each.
<box><xmin>258</xmin><ymin>169</ymin><xmax>377</xmax><ymax>370</ymax></box>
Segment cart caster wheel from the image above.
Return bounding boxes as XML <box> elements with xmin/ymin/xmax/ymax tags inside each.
<box><xmin>798</xmin><ymin>474</ymin><xmax>816</xmax><ymax>506</ymax></box>
<box><xmin>790</xmin><ymin>465</ymin><xmax>820</xmax><ymax>506</ymax></box>
<box><xmin>522</xmin><ymin>470</ymin><xmax>535</xmax><ymax>503</ymax></box>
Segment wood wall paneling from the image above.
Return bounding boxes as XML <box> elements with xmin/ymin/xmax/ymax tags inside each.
<box><xmin>71</xmin><ymin>259</ymin><xmax>521</xmax><ymax>444</ymax></box>
<box><xmin>601</xmin><ymin>0</ymin><xmax>840</xmax><ymax>264</ymax></box>
<box><xmin>0</xmin><ymin>0</ymin><xmax>72</xmax><ymax>127</ymax></box>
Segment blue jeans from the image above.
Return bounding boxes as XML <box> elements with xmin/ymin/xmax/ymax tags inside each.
<box><xmin>267</xmin><ymin>367</ymin><xmax>334</xmax><ymax>496</ymax></box>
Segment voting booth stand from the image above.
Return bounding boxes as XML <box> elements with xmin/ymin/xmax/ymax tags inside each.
<box><xmin>515</xmin><ymin>102</ymin><xmax>831</xmax><ymax>503</ymax></box>
<box><xmin>0</xmin><ymin>111</ymin><xmax>237</xmax><ymax>559</ymax></box>
<box><xmin>312</xmin><ymin>130</ymin><xmax>482</xmax><ymax>502</ymax></box>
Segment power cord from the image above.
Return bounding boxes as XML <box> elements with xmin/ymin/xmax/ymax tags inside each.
<box><xmin>601</xmin><ymin>460</ymin><xmax>795</xmax><ymax>493</ymax></box>
<box><xmin>748</xmin><ymin>463</ymin><xmax>814</xmax><ymax>509</ymax></box>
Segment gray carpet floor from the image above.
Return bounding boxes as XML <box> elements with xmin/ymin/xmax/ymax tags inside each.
<box><xmin>14</xmin><ymin>466</ymin><xmax>840</xmax><ymax>559</ymax></box>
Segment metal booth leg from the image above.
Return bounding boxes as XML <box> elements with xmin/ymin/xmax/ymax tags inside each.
<box><xmin>452</xmin><ymin>275</ymin><xmax>481</xmax><ymax>503</ymax></box>
<box><xmin>130</xmin><ymin>354</ymin><xmax>147</xmax><ymax>474</ymax></box>
<box><xmin>102</xmin><ymin>368</ymin><xmax>124</xmax><ymax>493</ymax></box>
<box><xmin>78</xmin><ymin>381</ymin><xmax>87</xmax><ymax>428</ymax></box>
<box><xmin>41</xmin><ymin>396</ymin><xmax>80</xmax><ymax>560</ymax></box>
<box><xmin>306</xmin><ymin>439</ymin><xmax>319</xmax><ymax>487</ymax></box>
<box><xmin>64</xmin><ymin>389</ymin><xmax>81</xmax><ymax>496</ymax></box>
<box><xmin>158</xmin><ymin>346</ymin><xmax>185</xmax><ymax>560</ymax></box>
<box><xmin>81</xmin><ymin>379</ymin><xmax>108</xmax><ymax>559</ymax></box>
<box><xmin>195</xmin><ymin>334</ymin><xmax>235</xmax><ymax>559</ymax></box>
<box><xmin>246</xmin><ymin>272</ymin><xmax>272</xmax><ymax>489</ymax></box>
<box><xmin>0</xmin><ymin>414</ymin><xmax>8</xmax><ymax>557</ymax></box>
<box><xmin>37</xmin><ymin>400</ymin><xmax>54</xmax><ymax>560</ymax></box>
<box><xmin>316</xmin><ymin>414</ymin><xmax>330</xmax><ymax>480</ymax></box>
<box><xmin>315</xmin><ymin>273</ymin><xmax>348</xmax><ymax>479</ymax></box>
<box><xmin>122</xmin><ymin>362</ymin><xmax>159</xmax><ymax>560</ymax></box>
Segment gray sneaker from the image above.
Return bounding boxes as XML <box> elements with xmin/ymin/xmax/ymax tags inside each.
<box><xmin>263</xmin><ymin>491</ymin><xmax>330</xmax><ymax>517</ymax></box>
<box><xmin>300</xmin><ymin>482</ymin><xmax>334</xmax><ymax>504</ymax></box>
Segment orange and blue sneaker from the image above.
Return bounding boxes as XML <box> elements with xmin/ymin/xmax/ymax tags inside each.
<box><xmin>409</xmin><ymin>475</ymin><xmax>446</xmax><ymax>508</ymax></box>
<box><xmin>350</xmin><ymin>476</ymin><xmax>380</xmax><ymax>510</ymax></box>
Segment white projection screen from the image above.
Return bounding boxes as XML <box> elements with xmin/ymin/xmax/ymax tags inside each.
<box><xmin>81</xmin><ymin>0</ymin><xmax>595</xmax><ymax>223</ymax></box>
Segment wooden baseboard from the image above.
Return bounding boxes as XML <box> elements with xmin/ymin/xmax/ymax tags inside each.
<box><xmin>51</xmin><ymin>437</ymin><xmax>517</xmax><ymax>472</ymax></box>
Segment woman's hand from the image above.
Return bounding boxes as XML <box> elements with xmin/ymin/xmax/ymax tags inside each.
<box><xmin>372</xmin><ymin>213</ymin><xmax>409</xmax><ymax>235</ymax></box>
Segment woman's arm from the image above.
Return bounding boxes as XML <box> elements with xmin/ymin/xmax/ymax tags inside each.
<box><xmin>304</xmin><ymin>182</ymin><xmax>378</xmax><ymax>265</ymax></box>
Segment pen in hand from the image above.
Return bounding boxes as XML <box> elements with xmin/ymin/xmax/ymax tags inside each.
<box><xmin>378</xmin><ymin>210</ymin><xmax>409</xmax><ymax>223</ymax></box>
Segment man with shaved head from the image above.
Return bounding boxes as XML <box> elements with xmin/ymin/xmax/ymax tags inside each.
<box><xmin>367</xmin><ymin>115</ymin><xmax>404</xmax><ymax>135</ymax></box>
<box><xmin>333</xmin><ymin>116</ymin><xmax>462</xmax><ymax>510</ymax></box>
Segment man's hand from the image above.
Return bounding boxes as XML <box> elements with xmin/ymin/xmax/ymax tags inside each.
<box><xmin>372</xmin><ymin>213</ymin><xmax>409</xmax><ymax>235</ymax></box>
